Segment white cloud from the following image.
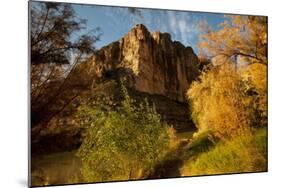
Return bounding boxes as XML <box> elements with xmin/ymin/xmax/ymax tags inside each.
<box><xmin>167</xmin><ymin>11</ymin><xmax>200</xmax><ymax>46</ymax></box>
<box><xmin>168</xmin><ymin>11</ymin><xmax>177</xmax><ymax>29</ymax></box>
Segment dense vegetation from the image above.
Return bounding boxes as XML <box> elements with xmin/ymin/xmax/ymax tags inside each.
<box><xmin>76</xmin><ymin>83</ymin><xmax>173</xmax><ymax>182</ymax></box>
<box><xmin>181</xmin><ymin>15</ymin><xmax>267</xmax><ymax>175</ymax></box>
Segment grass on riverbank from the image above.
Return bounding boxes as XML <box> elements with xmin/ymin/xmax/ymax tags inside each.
<box><xmin>181</xmin><ymin>127</ymin><xmax>267</xmax><ymax>176</ymax></box>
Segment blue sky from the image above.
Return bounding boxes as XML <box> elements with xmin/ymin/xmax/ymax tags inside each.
<box><xmin>32</xmin><ymin>2</ymin><xmax>226</xmax><ymax>54</ymax></box>
<box><xmin>72</xmin><ymin>4</ymin><xmax>227</xmax><ymax>54</ymax></box>
<box><xmin>72</xmin><ymin>4</ymin><xmax>226</xmax><ymax>54</ymax></box>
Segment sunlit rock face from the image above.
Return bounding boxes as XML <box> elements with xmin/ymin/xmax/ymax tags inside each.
<box><xmin>91</xmin><ymin>24</ymin><xmax>199</xmax><ymax>102</ymax></box>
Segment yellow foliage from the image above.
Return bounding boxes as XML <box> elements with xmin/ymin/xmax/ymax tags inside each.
<box><xmin>195</xmin><ymin>15</ymin><xmax>268</xmax><ymax>137</ymax></box>
<box><xmin>198</xmin><ymin>15</ymin><xmax>267</xmax><ymax>66</ymax></box>
<box><xmin>187</xmin><ymin>63</ymin><xmax>254</xmax><ymax>139</ymax></box>
<box><xmin>241</xmin><ymin>63</ymin><xmax>267</xmax><ymax>127</ymax></box>
<box><xmin>241</xmin><ymin>63</ymin><xmax>267</xmax><ymax>92</ymax></box>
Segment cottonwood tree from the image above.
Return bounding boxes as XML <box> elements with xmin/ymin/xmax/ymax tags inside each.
<box><xmin>198</xmin><ymin>15</ymin><xmax>267</xmax><ymax>66</ymax></box>
<box><xmin>30</xmin><ymin>2</ymin><xmax>101</xmax><ymax>132</ymax></box>
<box><xmin>187</xmin><ymin>63</ymin><xmax>255</xmax><ymax>139</ymax></box>
<box><xmin>188</xmin><ymin>16</ymin><xmax>268</xmax><ymax>139</ymax></box>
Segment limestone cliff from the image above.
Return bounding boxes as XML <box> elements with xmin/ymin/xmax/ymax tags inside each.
<box><xmin>90</xmin><ymin>24</ymin><xmax>199</xmax><ymax>102</ymax></box>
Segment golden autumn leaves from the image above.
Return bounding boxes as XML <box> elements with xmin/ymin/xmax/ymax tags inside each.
<box><xmin>188</xmin><ymin>15</ymin><xmax>267</xmax><ymax>139</ymax></box>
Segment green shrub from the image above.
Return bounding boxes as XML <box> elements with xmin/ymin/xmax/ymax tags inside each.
<box><xmin>76</xmin><ymin>83</ymin><xmax>170</xmax><ymax>182</ymax></box>
<box><xmin>181</xmin><ymin>127</ymin><xmax>267</xmax><ymax>176</ymax></box>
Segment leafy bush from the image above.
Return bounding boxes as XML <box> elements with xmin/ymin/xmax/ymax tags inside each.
<box><xmin>187</xmin><ymin>63</ymin><xmax>256</xmax><ymax>139</ymax></box>
<box><xmin>181</xmin><ymin>127</ymin><xmax>267</xmax><ymax>176</ymax></box>
<box><xmin>183</xmin><ymin>61</ymin><xmax>267</xmax><ymax>177</ymax></box>
<box><xmin>76</xmin><ymin>83</ymin><xmax>171</xmax><ymax>182</ymax></box>
<box><xmin>241</xmin><ymin>63</ymin><xmax>267</xmax><ymax>127</ymax></box>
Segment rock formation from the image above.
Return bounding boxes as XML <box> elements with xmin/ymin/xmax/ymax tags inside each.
<box><xmin>90</xmin><ymin>24</ymin><xmax>199</xmax><ymax>102</ymax></box>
